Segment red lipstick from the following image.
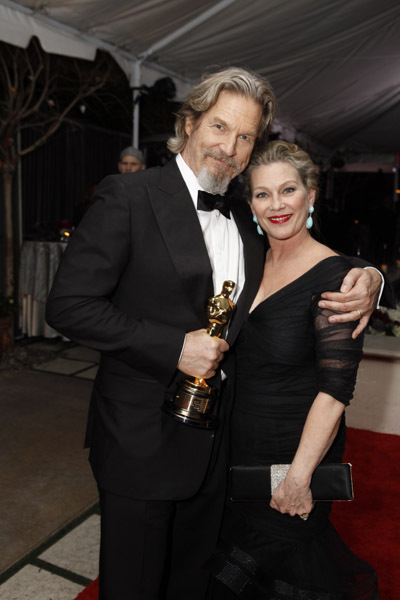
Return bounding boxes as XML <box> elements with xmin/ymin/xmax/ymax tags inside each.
<box><xmin>268</xmin><ymin>214</ymin><xmax>292</xmax><ymax>224</ymax></box>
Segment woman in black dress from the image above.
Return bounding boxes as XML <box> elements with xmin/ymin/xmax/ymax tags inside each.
<box><xmin>207</xmin><ymin>141</ymin><xmax>379</xmax><ymax>599</ymax></box>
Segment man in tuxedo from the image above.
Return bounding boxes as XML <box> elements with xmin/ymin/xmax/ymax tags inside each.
<box><xmin>46</xmin><ymin>67</ymin><xmax>382</xmax><ymax>599</ymax></box>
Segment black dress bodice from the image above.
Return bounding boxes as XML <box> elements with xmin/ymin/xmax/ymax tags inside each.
<box><xmin>232</xmin><ymin>256</ymin><xmax>363</xmax><ymax>467</ymax></box>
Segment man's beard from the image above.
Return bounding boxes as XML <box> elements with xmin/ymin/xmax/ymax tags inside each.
<box><xmin>197</xmin><ymin>150</ymin><xmax>241</xmax><ymax>195</ymax></box>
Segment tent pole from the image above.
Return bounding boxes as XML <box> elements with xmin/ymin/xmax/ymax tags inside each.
<box><xmin>131</xmin><ymin>61</ymin><xmax>142</xmax><ymax>148</ymax></box>
<box><xmin>139</xmin><ymin>0</ymin><xmax>238</xmax><ymax>61</ymax></box>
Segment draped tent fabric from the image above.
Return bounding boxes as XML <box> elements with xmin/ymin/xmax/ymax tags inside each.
<box><xmin>0</xmin><ymin>0</ymin><xmax>399</xmax><ymax>154</ymax></box>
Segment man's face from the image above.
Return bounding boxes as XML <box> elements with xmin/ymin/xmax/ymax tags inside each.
<box><xmin>181</xmin><ymin>91</ymin><xmax>262</xmax><ymax>194</ymax></box>
<box><xmin>118</xmin><ymin>156</ymin><xmax>145</xmax><ymax>173</ymax></box>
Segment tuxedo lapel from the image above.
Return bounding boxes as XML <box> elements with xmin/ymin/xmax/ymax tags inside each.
<box><xmin>148</xmin><ymin>160</ymin><xmax>214</xmax><ymax>324</ymax></box>
<box><xmin>227</xmin><ymin>201</ymin><xmax>265</xmax><ymax>344</ymax></box>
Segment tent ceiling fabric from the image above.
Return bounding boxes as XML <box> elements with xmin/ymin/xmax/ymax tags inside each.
<box><xmin>1</xmin><ymin>0</ymin><xmax>399</xmax><ymax>155</ymax></box>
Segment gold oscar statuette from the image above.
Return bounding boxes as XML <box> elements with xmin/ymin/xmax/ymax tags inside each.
<box><xmin>163</xmin><ymin>280</ymin><xmax>236</xmax><ymax>429</ymax></box>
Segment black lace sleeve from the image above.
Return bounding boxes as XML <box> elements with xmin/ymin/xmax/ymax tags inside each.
<box><xmin>311</xmin><ymin>259</ymin><xmax>364</xmax><ymax>406</ymax></box>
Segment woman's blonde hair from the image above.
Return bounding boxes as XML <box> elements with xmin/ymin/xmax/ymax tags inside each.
<box><xmin>246</xmin><ymin>140</ymin><xmax>319</xmax><ymax>199</ymax></box>
<box><xmin>167</xmin><ymin>67</ymin><xmax>278</xmax><ymax>154</ymax></box>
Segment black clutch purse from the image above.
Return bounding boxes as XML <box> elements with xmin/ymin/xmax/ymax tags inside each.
<box><xmin>230</xmin><ymin>463</ymin><xmax>353</xmax><ymax>502</ymax></box>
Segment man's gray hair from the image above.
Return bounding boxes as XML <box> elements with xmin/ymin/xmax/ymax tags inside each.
<box><xmin>167</xmin><ymin>67</ymin><xmax>278</xmax><ymax>154</ymax></box>
<box><xmin>119</xmin><ymin>146</ymin><xmax>145</xmax><ymax>163</ymax></box>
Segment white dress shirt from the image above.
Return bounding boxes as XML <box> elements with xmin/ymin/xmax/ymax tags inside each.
<box><xmin>176</xmin><ymin>153</ymin><xmax>245</xmax><ymax>305</ymax></box>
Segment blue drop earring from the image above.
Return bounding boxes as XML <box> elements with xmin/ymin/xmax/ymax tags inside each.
<box><xmin>253</xmin><ymin>215</ymin><xmax>263</xmax><ymax>236</ymax></box>
<box><xmin>306</xmin><ymin>205</ymin><xmax>314</xmax><ymax>229</ymax></box>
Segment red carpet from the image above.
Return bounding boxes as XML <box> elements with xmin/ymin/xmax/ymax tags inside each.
<box><xmin>74</xmin><ymin>427</ymin><xmax>400</xmax><ymax>600</ymax></box>
<box><xmin>331</xmin><ymin>427</ymin><xmax>400</xmax><ymax>599</ymax></box>
<box><xmin>74</xmin><ymin>577</ymin><xmax>98</xmax><ymax>600</ymax></box>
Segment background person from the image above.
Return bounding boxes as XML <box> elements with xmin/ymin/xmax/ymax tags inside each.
<box><xmin>118</xmin><ymin>146</ymin><xmax>146</xmax><ymax>173</ymax></box>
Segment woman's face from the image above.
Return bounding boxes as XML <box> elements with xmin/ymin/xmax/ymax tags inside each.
<box><xmin>249</xmin><ymin>161</ymin><xmax>315</xmax><ymax>242</ymax></box>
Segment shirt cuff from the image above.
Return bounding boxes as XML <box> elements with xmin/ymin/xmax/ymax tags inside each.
<box><xmin>177</xmin><ymin>334</ymin><xmax>186</xmax><ymax>365</ymax></box>
<box><xmin>364</xmin><ymin>266</ymin><xmax>384</xmax><ymax>308</ymax></box>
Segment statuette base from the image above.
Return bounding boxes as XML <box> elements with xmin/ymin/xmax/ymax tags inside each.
<box><xmin>163</xmin><ymin>379</ymin><xmax>218</xmax><ymax>429</ymax></box>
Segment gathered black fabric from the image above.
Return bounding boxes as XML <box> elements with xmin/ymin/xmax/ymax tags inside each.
<box><xmin>206</xmin><ymin>256</ymin><xmax>379</xmax><ymax>599</ymax></box>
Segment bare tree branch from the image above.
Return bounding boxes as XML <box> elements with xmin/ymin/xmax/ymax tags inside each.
<box><xmin>19</xmin><ymin>58</ymin><xmax>113</xmax><ymax>157</ymax></box>
<box><xmin>0</xmin><ymin>39</ymin><xmax>117</xmax><ymax>297</ymax></box>
<box><xmin>19</xmin><ymin>45</ymin><xmax>45</xmax><ymax>118</ymax></box>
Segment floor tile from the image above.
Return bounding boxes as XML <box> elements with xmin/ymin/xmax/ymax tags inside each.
<box><xmin>76</xmin><ymin>366</ymin><xmax>99</xmax><ymax>380</ymax></box>
<box><xmin>39</xmin><ymin>515</ymin><xmax>100</xmax><ymax>580</ymax></box>
<box><xmin>0</xmin><ymin>369</ymin><xmax>97</xmax><ymax>574</ymax></box>
<box><xmin>22</xmin><ymin>340</ymin><xmax>72</xmax><ymax>353</ymax></box>
<box><xmin>61</xmin><ymin>346</ymin><xmax>100</xmax><ymax>363</ymax></box>
<box><xmin>33</xmin><ymin>357</ymin><xmax>94</xmax><ymax>375</ymax></box>
<box><xmin>0</xmin><ymin>564</ymin><xmax>83</xmax><ymax>600</ymax></box>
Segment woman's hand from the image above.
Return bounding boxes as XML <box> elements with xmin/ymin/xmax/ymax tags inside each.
<box><xmin>270</xmin><ymin>474</ymin><xmax>314</xmax><ymax>518</ymax></box>
<box><xmin>272</xmin><ymin>393</ymin><xmax>344</xmax><ymax>519</ymax></box>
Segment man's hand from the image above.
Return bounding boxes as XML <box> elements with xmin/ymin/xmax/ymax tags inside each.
<box><xmin>177</xmin><ymin>329</ymin><xmax>229</xmax><ymax>379</ymax></box>
<box><xmin>318</xmin><ymin>267</ymin><xmax>382</xmax><ymax>339</ymax></box>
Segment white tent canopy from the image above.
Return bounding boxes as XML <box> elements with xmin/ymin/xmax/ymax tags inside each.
<box><xmin>1</xmin><ymin>0</ymin><xmax>399</xmax><ymax>158</ymax></box>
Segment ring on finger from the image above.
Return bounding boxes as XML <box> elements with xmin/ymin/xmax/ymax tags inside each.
<box><xmin>299</xmin><ymin>513</ymin><xmax>309</xmax><ymax>521</ymax></box>
<box><xmin>356</xmin><ymin>309</ymin><xmax>362</xmax><ymax>319</ymax></box>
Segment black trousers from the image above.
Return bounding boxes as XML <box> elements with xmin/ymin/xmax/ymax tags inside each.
<box><xmin>98</xmin><ymin>421</ymin><xmax>229</xmax><ymax>600</ymax></box>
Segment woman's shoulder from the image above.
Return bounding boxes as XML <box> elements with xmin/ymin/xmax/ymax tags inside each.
<box><xmin>313</xmin><ymin>255</ymin><xmax>354</xmax><ymax>291</ymax></box>
<box><xmin>309</xmin><ymin>240</ymin><xmax>337</xmax><ymax>260</ymax></box>
<box><xmin>300</xmin><ymin>241</ymin><xmax>350</xmax><ymax>285</ymax></box>
<box><xmin>310</xmin><ymin>241</ymin><xmax>351</xmax><ymax>268</ymax></box>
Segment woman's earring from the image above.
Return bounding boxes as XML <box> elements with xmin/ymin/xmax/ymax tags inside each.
<box><xmin>253</xmin><ymin>215</ymin><xmax>263</xmax><ymax>236</ymax></box>
<box><xmin>306</xmin><ymin>205</ymin><xmax>314</xmax><ymax>230</ymax></box>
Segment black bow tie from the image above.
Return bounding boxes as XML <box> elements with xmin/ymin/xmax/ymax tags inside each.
<box><xmin>197</xmin><ymin>190</ymin><xmax>231</xmax><ymax>219</ymax></box>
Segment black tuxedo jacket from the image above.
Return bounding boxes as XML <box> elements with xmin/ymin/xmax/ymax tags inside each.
<box><xmin>46</xmin><ymin>159</ymin><xmax>265</xmax><ymax>501</ymax></box>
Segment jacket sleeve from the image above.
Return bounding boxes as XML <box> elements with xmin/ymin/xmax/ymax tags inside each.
<box><xmin>45</xmin><ymin>175</ymin><xmax>185</xmax><ymax>387</ymax></box>
<box><xmin>339</xmin><ymin>253</ymin><xmax>396</xmax><ymax>308</ymax></box>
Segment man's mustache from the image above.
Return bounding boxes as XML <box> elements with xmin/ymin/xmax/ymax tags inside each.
<box><xmin>202</xmin><ymin>149</ymin><xmax>241</xmax><ymax>172</ymax></box>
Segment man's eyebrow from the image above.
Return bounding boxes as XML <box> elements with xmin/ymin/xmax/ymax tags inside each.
<box><xmin>209</xmin><ymin>116</ymin><xmax>258</xmax><ymax>137</ymax></box>
<box><xmin>209</xmin><ymin>115</ymin><xmax>228</xmax><ymax>126</ymax></box>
